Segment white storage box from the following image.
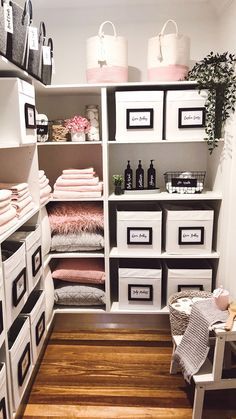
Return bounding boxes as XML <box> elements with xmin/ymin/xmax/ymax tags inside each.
<box><xmin>21</xmin><ymin>290</ymin><xmax>46</xmax><ymax>365</ymax></box>
<box><xmin>0</xmin><ymin>286</ymin><xmax>5</xmax><ymax>349</ymax></box>
<box><xmin>8</xmin><ymin>316</ymin><xmax>33</xmax><ymax>412</ymax></box>
<box><xmin>165</xmin><ymin>89</ymin><xmax>208</xmax><ymax>141</ymax></box>
<box><xmin>164</xmin><ymin>204</ymin><xmax>214</xmax><ymax>255</ymax></box>
<box><xmin>9</xmin><ymin>225</ymin><xmax>42</xmax><ymax>293</ymax></box>
<box><xmin>115</xmin><ymin>91</ymin><xmax>163</xmax><ymax>142</ymax></box>
<box><xmin>119</xmin><ymin>261</ymin><xmax>162</xmax><ymax>310</ymax></box>
<box><xmin>2</xmin><ymin>241</ymin><xmax>28</xmax><ymax>329</ymax></box>
<box><xmin>0</xmin><ymin>78</ymin><xmax>36</xmax><ymax>146</ymax></box>
<box><xmin>117</xmin><ymin>204</ymin><xmax>162</xmax><ymax>254</ymax></box>
<box><xmin>0</xmin><ymin>363</ymin><xmax>9</xmax><ymax>419</ymax></box>
<box><xmin>164</xmin><ymin>259</ymin><xmax>212</xmax><ymax>300</ymax></box>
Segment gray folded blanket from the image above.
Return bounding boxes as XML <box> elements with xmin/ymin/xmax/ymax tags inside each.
<box><xmin>172</xmin><ymin>298</ymin><xmax>228</xmax><ymax>383</ymax></box>
<box><xmin>51</xmin><ymin>232</ymin><xmax>104</xmax><ymax>252</ymax></box>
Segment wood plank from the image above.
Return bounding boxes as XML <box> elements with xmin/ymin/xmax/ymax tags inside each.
<box><xmin>22</xmin><ymin>328</ymin><xmax>236</xmax><ymax>419</ymax></box>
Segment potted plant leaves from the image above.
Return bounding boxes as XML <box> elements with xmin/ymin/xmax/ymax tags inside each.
<box><xmin>112</xmin><ymin>174</ymin><xmax>124</xmax><ymax>195</ymax></box>
<box><xmin>186</xmin><ymin>52</ymin><xmax>236</xmax><ymax>153</ymax></box>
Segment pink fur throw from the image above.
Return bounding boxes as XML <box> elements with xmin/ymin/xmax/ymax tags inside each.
<box><xmin>52</xmin><ymin>258</ymin><xmax>105</xmax><ymax>283</ymax></box>
<box><xmin>48</xmin><ymin>202</ymin><xmax>104</xmax><ymax>234</ymax></box>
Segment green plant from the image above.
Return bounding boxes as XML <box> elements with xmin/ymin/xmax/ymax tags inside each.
<box><xmin>186</xmin><ymin>52</ymin><xmax>236</xmax><ymax>153</ymax></box>
<box><xmin>112</xmin><ymin>174</ymin><xmax>124</xmax><ymax>186</ymax></box>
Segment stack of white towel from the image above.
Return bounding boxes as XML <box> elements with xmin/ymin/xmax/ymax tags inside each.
<box><xmin>39</xmin><ymin>170</ymin><xmax>52</xmax><ymax>205</ymax></box>
<box><xmin>0</xmin><ymin>182</ymin><xmax>34</xmax><ymax>219</ymax></box>
<box><xmin>53</xmin><ymin>168</ymin><xmax>103</xmax><ymax>199</ymax></box>
<box><xmin>0</xmin><ymin>190</ymin><xmax>17</xmax><ymax>235</ymax></box>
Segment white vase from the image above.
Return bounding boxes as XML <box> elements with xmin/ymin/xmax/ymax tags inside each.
<box><xmin>71</xmin><ymin>131</ymin><xmax>85</xmax><ymax>142</ymax></box>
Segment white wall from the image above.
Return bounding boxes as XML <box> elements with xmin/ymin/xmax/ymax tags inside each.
<box><xmin>217</xmin><ymin>1</ymin><xmax>236</xmax><ymax>299</ymax></box>
<box><xmin>32</xmin><ymin>1</ymin><xmax>219</xmax><ymax>84</ymax></box>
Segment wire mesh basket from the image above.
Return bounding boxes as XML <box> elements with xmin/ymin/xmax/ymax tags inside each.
<box><xmin>164</xmin><ymin>171</ymin><xmax>206</xmax><ymax>194</ymax></box>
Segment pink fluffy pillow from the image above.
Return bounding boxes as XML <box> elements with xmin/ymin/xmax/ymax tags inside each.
<box><xmin>52</xmin><ymin>258</ymin><xmax>105</xmax><ymax>284</ymax></box>
<box><xmin>48</xmin><ymin>202</ymin><xmax>104</xmax><ymax>234</ymax></box>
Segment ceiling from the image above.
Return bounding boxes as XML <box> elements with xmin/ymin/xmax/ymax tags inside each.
<box><xmin>29</xmin><ymin>0</ymin><xmax>232</xmax><ymax>15</ymax></box>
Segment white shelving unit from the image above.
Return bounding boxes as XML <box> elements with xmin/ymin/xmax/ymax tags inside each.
<box><xmin>1</xmin><ymin>0</ymin><xmax>236</xmax><ymax>416</ymax></box>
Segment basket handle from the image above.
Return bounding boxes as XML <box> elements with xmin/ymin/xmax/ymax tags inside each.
<box><xmin>160</xmin><ymin>19</ymin><xmax>178</xmax><ymax>36</ymax></box>
<box><xmin>98</xmin><ymin>21</ymin><xmax>117</xmax><ymax>38</ymax></box>
<box><xmin>97</xmin><ymin>21</ymin><xmax>117</xmax><ymax>66</ymax></box>
<box><xmin>157</xmin><ymin>19</ymin><xmax>179</xmax><ymax>62</ymax></box>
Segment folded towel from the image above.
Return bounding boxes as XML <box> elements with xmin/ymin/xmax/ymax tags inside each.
<box><xmin>39</xmin><ymin>178</ymin><xmax>49</xmax><ymax>189</ymax></box>
<box><xmin>0</xmin><ymin>203</ymin><xmax>11</xmax><ymax>215</ymax></box>
<box><xmin>55</xmin><ymin>177</ymin><xmax>99</xmax><ymax>187</ymax></box>
<box><xmin>0</xmin><ymin>198</ymin><xmax>11</xmax><ymax>209</ymax></box>
<box><xmin>172</xmin><ymin>299</ymin><xmax>228</xmax><ymax>383</ymax></box>
<box><xmin>54</xmin><ymin>182</ymin><xmax>103</xmax><ymax>192</ymax></box>
<box><xmin>62</xmin><ymin>168</ymin><xmax>94</xmax><ymax>175</ymax></box>
<box><xmin>40</xmin><ymin>184</ymin><xmax>52</xmax><ymax>199</ymax></box>
<box><xmin>11</xmin><ymin>187</ymin><xmax>30</xmax><ymax>199</ymax></box>
<box><xmin>11</xmin><ymin>190</ymin><xmax>30</xmax><ymax>202</ymax></box>
<box><xmin>0</xmin><ymin>182</ymin><xmax>29</xmax><ymax>192</ymax></box>
<box><xmin>17</xmin><ymin>201</ymin><xmax>34</xmax><ymax>219</ymax></box>
<box><xmin>39</xmin><ymin>174</ymin><xmax>47</xmax><ymax>184</ymax></box>
<box><xmin>0</xmin><ymin>217</ymin><xmax>17</xmax><ymax>235</ymax></box>
<box><xmin>12</xmin><ymin>195</ymin><xmax>32</xmax><ymax>211</ymax></box>
<box><xmin>40</xmin><ymin>195</ymin><xmax>51</xmax><ymax>206</ymax></box>
<box><xmin>53</xmin><ymin>190</ymin><xmax>102</xmax><ymax>199</ymax></box>
<box><xmin>0</xmin><ymin>189</ymin><xmax>12</xmax><ymax>202</ymax></box>
<box><xmin>61</xmin><ymin>173</ymin><xmax>95</xmax><ymax>179</ymax></box>
<box><xmin>38</xmin><ymin>170</ymin><xmax>45</xmax><ymax>179</ymax></box>
<box><xmin>0</xmin><ymin>206</ymin><xmax>17</xmax><ymax>226</ymax></box>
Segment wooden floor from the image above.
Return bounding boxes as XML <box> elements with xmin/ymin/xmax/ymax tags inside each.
<box><xmin>22</xmin><ymin>327</ymin><xmax>236</xmax><ymax>419</ymax></box>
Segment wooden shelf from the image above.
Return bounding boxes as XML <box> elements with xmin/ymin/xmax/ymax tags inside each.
<box><xmin>44</xmin><ymin>251</ymin><xmax>105</xmax><ymax>267</ymax></box>
<box><xmin>50</xmin><ymin>197</ymin><xmax>104</xmax><ymax>202</ymax></box>
<box><xmin>108</xmin><ymin>139</ymin><xmax>209</xmax><ymax>144</ymax></box>
<box><xmin>109</xmin><ymin>247</ymin><xmax>220</xmax><ymax>259</ymax></box>
<box><xmin>54</xmin><ymin>306</ymin><xmax>106</xmax><ymax>314</ymax></box>
<box><xmin>37</xmin><ymin>141</ymin><xmax>102</xmax><ymax>146</ymax></box>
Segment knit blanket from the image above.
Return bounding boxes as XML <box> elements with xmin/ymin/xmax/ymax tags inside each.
<box><xmin>172</xmin><ymin>299</ymin><xmax>228</xmax><ymax>383</ymax></box>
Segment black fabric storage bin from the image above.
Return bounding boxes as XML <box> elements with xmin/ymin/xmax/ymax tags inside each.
<box><xmin>27</xmin><ymin>21</ymin><xmax>45</xmax><ymax>80</ymax></box>
<box><xmin>0</xmin><ymin>0</ymin><xmax>8</xmax><ymax>57</ymax></box>
<box><xmin>7</xmin><ymin>0</ymin><xmax>32</xmax><ymax>68</ymax></box>
<box><xmin>41</xmin><ymin>37</ymin><xmax>53</xmax><ymax>85</ymax></box>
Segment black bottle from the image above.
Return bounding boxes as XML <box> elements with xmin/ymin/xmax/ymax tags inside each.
<box><xmin>147</xmin><ymin>160</ymin><xmax>156</xmax><ymax>189</ymax></box>
<box><xmin>124</xmin><ymin>160</ymin><xmax>133</xmax><ymax>190</ymax></box>
<box><xmin>136</xmin><ymin>160</ymin><xmax>144</xmax><ymax>189</ymax></box>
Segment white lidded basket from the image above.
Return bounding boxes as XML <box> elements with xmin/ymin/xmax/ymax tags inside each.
<box><xmin>147</xmin><ymin>19</ymin><xmax>190</xmax><ymax>81</ymax></box>
<box><xmin>86</xmin><ymin>20</ymin><xmax>128</xmax><ymax>83</ymax></box>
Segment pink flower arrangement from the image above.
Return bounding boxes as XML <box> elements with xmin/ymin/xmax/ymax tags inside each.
<box><xmin>64</xmin><ymin>115</ymin><xmax>91</xmax><ymax>133</ymax></box>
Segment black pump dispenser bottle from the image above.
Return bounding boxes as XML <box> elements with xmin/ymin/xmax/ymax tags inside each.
<box><xmin>136</xmin><ymin>160</ymin><xmax>144</xmax><ymax>189</ymax></box>
<box><xmin>124</xmin><ymin>160</ymin><xmax>133</xmax><ymax>190</ymax></box>
<box><xmin>147</xmin><ymin>159</ymin><xmax>156</xmax><ymax>189</ymax></box>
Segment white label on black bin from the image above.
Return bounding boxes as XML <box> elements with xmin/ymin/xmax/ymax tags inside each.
<box><xmin>42</xmin><ymin>46</ymin><xmax>51</xmax><ymax>65</ymax></box>
<box><xmin>4</xmin><ymin>3</ymin><xmax>13</xmax><ymax>33</ymax></box>
<box><xmin>28</xmin><ymin>27</ymin><xmax>39</xmax><ymax>50</ymax></box>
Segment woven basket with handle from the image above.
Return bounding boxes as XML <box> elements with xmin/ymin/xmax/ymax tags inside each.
<box><xmin>168</xmin><ymin>290</ymin><xmax>212</xmax><ymax>336</ymax></box>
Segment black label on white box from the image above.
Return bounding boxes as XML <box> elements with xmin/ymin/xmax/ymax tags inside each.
<box><xmin>35</xmin><ymin>311</ymin><xmax>45</xmax><ymax>346</ymax></box>
<box><xmin>126</xmin><ymin>108</ymin><xmax>154</xmax><ymax>129</ymax></box>
<box><xmin>0</xmin><ymin>397</ymin><xmax>7</xmax><ymax>419</ymax></box>
<box><xmin>18</xmin><ymin>342</ymin><xmax>31</xmax><ymax>387</ymax></box>
<box><xmin>32</xmin><ymin>246</ymin><xmax>42</xmax><ymax>277</ymax></box>
<box><xmin>127</xmin><ymin>227</ymin><xmax>152</xmax><ymax>245</ymax></box>
<box><xmin>128</xmin><ymin>284</ymin><xmax>153</xmax><ymax>301</ymax></box>
<box><xmin>12</xmin><ymin>268</ymin><xmax>27</xmax><ymax>307</ymax></box>
<box><xmin>0</xmin><ymin>301</ymin><xmax>3</xmax><ymax>335</ymax></box>
<box><xmin>172</xmin><ymin>178</ymin><xmax>197</xmax><ymax>188</ymax></box>
<box><xmin>178</xmin><ymin>107</ymin><xmax>206</xmax><ymax>129</ymax></box>
<box><xmin>178</xmin><ymin>227</ymin><xmax>204</xmax><ymax>245</ymax></box>
<box><xmin>178</xmin><ymin>284</ymin><xmax>203</xmax><ymax>292</ymax></box>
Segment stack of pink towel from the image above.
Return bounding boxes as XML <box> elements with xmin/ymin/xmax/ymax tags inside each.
<box><xmin>0</xmin><ymin>182</ymin><xmax>34</xmax><ymax>219</ymax></box>
<box><xmin>39</xmin><ymin>170</ymin><xmax>52</xmax><ymax>205</ymax></box>
<box><xmin>53</xmin><ymin>168</ymin><xmax>103</xmax><ymax>199</ymax></box>
<box><xmin>0</xmin><ymin>190</ymin><xmax>17</xmax><ymax>235</ymax></box>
